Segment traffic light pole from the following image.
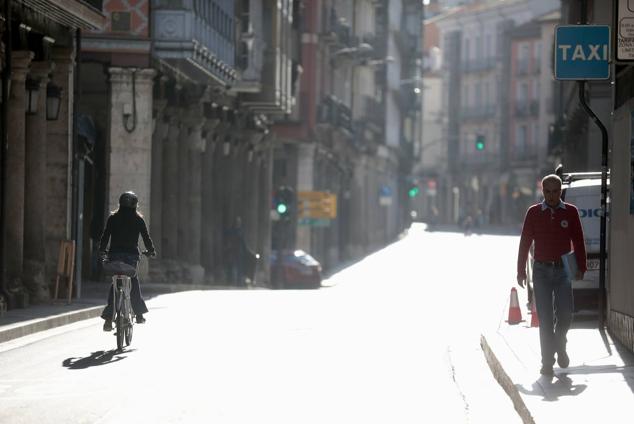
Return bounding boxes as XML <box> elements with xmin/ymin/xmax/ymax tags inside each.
<box><xmin>578</xmin><ymin>0</ymin><xmax>608</xmax><ymax>328</ymax></box>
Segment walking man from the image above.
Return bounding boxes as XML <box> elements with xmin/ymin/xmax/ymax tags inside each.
<box><xmin>517</xmin><ymin>174</ymin><xmax>587</xmax><ymax>376</ymax></box>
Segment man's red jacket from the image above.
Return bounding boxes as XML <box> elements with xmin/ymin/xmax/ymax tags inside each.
<box><xmin>517</xmin><ymin>201</ymin><xmax>587</xmax><ymax>279</ymax></box>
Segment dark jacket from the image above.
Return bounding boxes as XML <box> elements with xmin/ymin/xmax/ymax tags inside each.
<box><xmin>99</xmin><ymin>208</ymin><xmax>155</xmax><ymax>256</ymax></box>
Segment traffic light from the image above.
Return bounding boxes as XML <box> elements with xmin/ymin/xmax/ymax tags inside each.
<box><xmin>408</xmin><ymin>184</ymin><xmax>420</xmax><ymax>198</ymax></box>
<box><xmin>475</xmin><ymin>134</ymin><xmax>485</xmax><ymax>151</ymax></box>
<box><xmin>274</xmin><ymin>186</ymin><xmax>295</xmax><ymax>220</ymax></box>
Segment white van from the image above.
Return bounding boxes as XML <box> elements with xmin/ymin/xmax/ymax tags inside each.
<box><xmin>561</xmin><ymin>172</ymin><xmax>608</xmax><ymax>310</ymax></box>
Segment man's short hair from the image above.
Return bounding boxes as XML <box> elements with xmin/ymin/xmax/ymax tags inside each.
<box><xmin>542</xmin><ymin>174</ymin><xmax>562</xmax><ymax>188</ymax></box>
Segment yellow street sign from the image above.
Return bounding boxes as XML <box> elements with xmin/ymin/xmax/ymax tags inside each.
<box><xmin>298</xmin><ymin>191</ymin><xmax>337</xmax><ymax>219</ymax></box>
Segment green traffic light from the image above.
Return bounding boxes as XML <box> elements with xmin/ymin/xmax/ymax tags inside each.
<box><xmin>408</xmin><ymin>187</ymin><xmax>420</xmax><ymax>198</ymax></box>
<box><xmin>277</xmin><ymin>203</ymin><xmax>288</xmax><ymax>214</ymax></box>
<box><xmin>475</xmin><ymin>135</ymin><xmax>485</xmax><ymax>151</ymax></box>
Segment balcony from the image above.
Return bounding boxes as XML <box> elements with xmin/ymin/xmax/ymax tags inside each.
<box><xmin>460</xmin><ymin>105</ymin><xmax>496</xmax><ymax>121</ymax></box>
<box><xmin>317</xmin><ymin>95</ymin><xmax>353</xmax><ymax>135</ymax></box>
<box><xmin>462</xmin><ymin>57</ymin><xmax>496</xmax><ymax>74</ymax></box>
<box><xmin>514</xmin><ymin>99</ymin><xmax>539</xmax><ymax>117</ymax></box>
<box><xmin>236</xmin><ymin>0</ymin><xmax>296</xmax><ymax>115</ymax></box>
<box><xmin>515</xmin><ymin>58</ymin><xmax>530</xmax><ymax>76</ymax></box>
<box><xmin>152</xmin><ymin>0</ymin><xmax>237</xmax><ymax>86</ymax></box>
<box><xmin>321</xmin><ymin>6</ymin><xmax>353</xmax><ymax>47</ymax></box>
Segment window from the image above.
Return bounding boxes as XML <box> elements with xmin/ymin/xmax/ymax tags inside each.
<box><xmin>515</xmin><ymin>124</ymin><xmax>527</xmax><ymax>155</ymax></box>
<box><xmin>474</xmin><ymin>82</ymin><xmax>482</xmax><ymax>106</ymax></box>
<box><xmin>486</xmin><ymin>34</ymin><xmax>493</xmax><ymax>58</ymax></box>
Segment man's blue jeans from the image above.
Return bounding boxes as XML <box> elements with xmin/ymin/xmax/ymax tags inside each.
<box><xmin>532</xmin><ymin>262</ymin><xmax>573</xmax><ymax>367</ymax></box>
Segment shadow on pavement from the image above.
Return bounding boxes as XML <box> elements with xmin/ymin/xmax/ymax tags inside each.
<box><xmin>516</xmin><ymin>374</ymin><xmax>588</xmax><ymax>401</ymax></box>
<box><xmin>62</xmin><ymin>349</ymin><xmax>133</xmax><ymax>369</ymax></box>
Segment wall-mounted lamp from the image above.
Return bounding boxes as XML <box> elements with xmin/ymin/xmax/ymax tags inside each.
<box><xmin>46</xmin><ymin>82</ymin><xmax>63</xmax><ymax>121</ymax></box>
<box><xmin>25</xmin><ymin>77</ymin><xmax>40</xmax><ymax>115</ymax></box>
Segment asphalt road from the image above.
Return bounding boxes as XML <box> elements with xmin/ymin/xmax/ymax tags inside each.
<box><xmin>0</xmin><ymin>224</ymin><xmax>521</xmax><ymax>423</ymax></box>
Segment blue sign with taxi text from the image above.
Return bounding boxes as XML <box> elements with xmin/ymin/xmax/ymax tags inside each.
<box><xmin>555</xmin><ymin>25</ymin><xmax>611</xmax><ymax>80</ymax></box>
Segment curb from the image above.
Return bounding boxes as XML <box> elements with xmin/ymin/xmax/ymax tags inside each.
<box><xmin>0</xmin><ymin>305</ymin><xmax>103</xmax><ymax>344</ymax></box>
<box><xmin>480</xmin><ymin>333</ymin><xmax>535</xmax><ymax>424</ymax></box>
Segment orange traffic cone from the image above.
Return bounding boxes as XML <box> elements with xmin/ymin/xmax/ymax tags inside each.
<box><xmin>507</xmin><ymin>287</ymin><xmax>523</xmax><ymax>325</ymax></box>
<box><xmin>530</xmin><ymin>301</ymin><xmax>539</xmax><ymax>327</ymax></box>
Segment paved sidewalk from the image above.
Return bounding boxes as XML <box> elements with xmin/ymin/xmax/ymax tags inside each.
<box><xmin>0</xmin><ymin>281</ymin><xmax>248</xmax><ymax>345</ymax></box>
<box><xmin>481</xmin><ymin>296</ymin><xmax>634</xmax><ymax>423</ymax></box>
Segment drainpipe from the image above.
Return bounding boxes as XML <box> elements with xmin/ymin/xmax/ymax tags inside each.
<box><xmin>0</xmin><ymin>0</ymin><xmax>12</xmax><ymax>304</ymax></box>
<box><xmin>71</xmin><ymin>28</ymin><xmax>84</xmax><ymax>299</ymax></box>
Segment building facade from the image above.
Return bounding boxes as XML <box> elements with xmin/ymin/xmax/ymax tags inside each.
<box><xmin>427</xmin><ymin>0</ymin><xmax>557</xmax><ymax>227</ymax></box>
<box><xmin>0</xmin><ymin>0</ymin><xmax>105</xmax><ymax>309</ymax></box>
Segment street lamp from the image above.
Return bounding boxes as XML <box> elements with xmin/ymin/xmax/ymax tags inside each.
<box><xmin>46</xmin><ymin>82</ymin><xmax>63</xmax><ymax>121</ymax></box>
<box><xmin>25</xmin><ymin>77</ymin><xmax>40</xmax><ymax>115</ymax></box>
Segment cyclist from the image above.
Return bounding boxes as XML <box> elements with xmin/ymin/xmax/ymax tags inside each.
<box><xmin>99</xmin><ymin>191</ymin><xmax>156</xmax><ymax>331</ymax></box>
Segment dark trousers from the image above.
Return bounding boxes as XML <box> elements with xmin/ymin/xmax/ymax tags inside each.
<box><xmin>533</xmin><ymin>262</ymin><xmax>574</xmax><ymax>367</ymax></box>
<box><xmin>101</xmin><ymin>253</ymin><xmax>148</xmax><ymax>320</ymax></box>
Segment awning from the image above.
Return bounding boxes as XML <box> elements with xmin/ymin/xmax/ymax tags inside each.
<box><xmin>16</xmin><ymin>0</ymin><xmax>105</xmax><ymax>30</ymax></box>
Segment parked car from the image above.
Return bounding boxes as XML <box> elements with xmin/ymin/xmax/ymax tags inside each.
<box><xmin>561</xmin><ymin>172</ymin><xmax>608</xmax><ymax>311</ymax></box>
<box><xmin>270</xmin><ymin>250</ymin><xmax>322</xmax><ymax>289</ymax></box>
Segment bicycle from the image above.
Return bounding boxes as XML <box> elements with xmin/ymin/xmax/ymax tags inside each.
<box><xmin>102</xmin><ymin>251</ymin><xmax>152</xmax><ymax>351</ymax></box>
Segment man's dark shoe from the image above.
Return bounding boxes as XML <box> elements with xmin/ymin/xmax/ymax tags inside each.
<box><xmin>557</xmin><ymin>351</ymin><xmax>570</xmax><ymax>368</ymax></box>
<box><xmin>540</xmin><ymin>365</ymin><xmax>554</xmax><ymax>376</ymax></box>
<box><xmin>103</xmin><ymin>320</ymin><xmax>113</xmax><ymax>332</ymax></box>
<box><xmin>136</xmin><ymin>314</ymin><xmax>146</xmax><ymax>324</ymax></box>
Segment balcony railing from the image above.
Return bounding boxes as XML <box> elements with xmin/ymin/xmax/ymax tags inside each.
<box><xmin>514</xmin><ymin>100</ymin><xmax>539</xmax><ymax>117</ymax></box>
<box><xmin>152</xmin><ymin>0</ymin><xmax>237</xmax><ymax>85</ymax></box>
<box><xmin>462</xmin><ymin>57</ymin><xmax>496</xmax><ymax>73</ymax></box>
<box><xmin>515</xmin><ymin>58</ymin><xmax>530</xmax><ymax>76</ymax></box>
<box><xmin>362</xmin><ymin>95</ymin><xmax>384</xmax><ymax>125</ymax></box>
<box><xmin>317</xmin><ymin>95</ymin><xmax>353</xmax><ymax>133</ymax></box>
<box><xmin>460</xmin><ymin>105</ymin><xmax>496</xmax><ymax>121</ymax></box>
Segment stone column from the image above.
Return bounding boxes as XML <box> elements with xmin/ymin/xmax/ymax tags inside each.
<box><xmin>4</xmin><ymin>51</ymin><xmax>33</xmax><ymax>307</ymax></box>
<box><xmin>46</xmin><ymin>48</ymin><xmax>74</xmax><ymax>281</ymax></box>
<box><xmin>23</xmin><ymin>61</ymin><xmax>53</xmax><ymax>303</ymax></box>
<box><xmin>150</xmin><ymin>100</ymin><xmax>169</xmax><ymax>257</ymax></box>
<box><xmin>200</xmin><ymin>127</ymin><xmax>216</xmax><ymax>275</ymax></box>
<box><xmin>296</xmin><ymin>143</ymin><xmax>315</xmax><ymax>252</ymax></box>
<box><xmin>107</xmin><ymin>67</ymin><xmax>155</xmax><ymax>279</ymax></box>
<box><xmin>177</xmin><ymin>119</ymin><xmax>191</xmax><ymax>262</ymax></box>
<box><xmin>187</xmin><ymin>121</ymin><xmax>205</xmax><ymax>283</ymax></box>
<box><xmin>162</xmin><ymin>113</ymin><xmax>180</xmax><ymax>259</ymax></box>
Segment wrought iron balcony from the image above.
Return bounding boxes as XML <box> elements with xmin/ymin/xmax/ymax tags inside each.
<box><xmin>152</xmin><ymin>0</ymin><xmax>237</xmax><ymax>85</ymax></box>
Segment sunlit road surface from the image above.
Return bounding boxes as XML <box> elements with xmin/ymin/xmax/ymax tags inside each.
<box><xmin>0</xmin><ymin>224</ymin><xmax>522</xmax><ymax>423</ymax></box>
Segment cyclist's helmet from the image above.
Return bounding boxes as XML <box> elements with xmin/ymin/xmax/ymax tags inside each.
<box><xmin>119</xmin><ymin>191</ymin><xmax>138</xmax><ymax>209</ymax></box>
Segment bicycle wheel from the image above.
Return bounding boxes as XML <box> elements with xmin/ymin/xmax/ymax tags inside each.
<box><xmin>125</xmin><ymin>319</ymin><xmax>133</xmax><ymax>346</ymax></box>
<box><xmin>116</xmin><ymin>313</ymin><xmax>125</xmax><ymax>351</ymax></box>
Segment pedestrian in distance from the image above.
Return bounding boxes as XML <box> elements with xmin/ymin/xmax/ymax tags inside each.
<box><xmin>98</xmin><ymin>191</ymin><xmax>156</xmax><ymax>331</ymax></box>
<box><xmin>516</xmin><ymin>174</ymin><xmax>587</xmax><ymax>377</ymax></box>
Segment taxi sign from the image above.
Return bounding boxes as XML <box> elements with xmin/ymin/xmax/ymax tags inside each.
<box><xmin>554</xmin><ymin>25</ymin><xmax>611</xmax><ymax>80</ymax></box>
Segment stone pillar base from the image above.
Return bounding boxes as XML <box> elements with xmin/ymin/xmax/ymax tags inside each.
<box><xmin>23</xmin><ymin>259</ymin><xmax>49</xmax><ymax>303</ymax></box>
<box><xmin>7</xmin><ymin>285</ymin><xmax>30</xmax><ymax>309</ymax></box>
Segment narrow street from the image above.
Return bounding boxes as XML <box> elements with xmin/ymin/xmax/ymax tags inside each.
<box><xmin>0</xmin><ymin>225</ymin><xmax>521</xmax><ymax>423</ymax></box>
